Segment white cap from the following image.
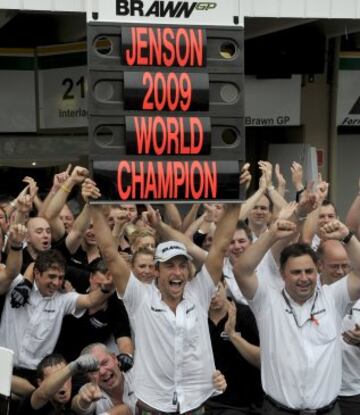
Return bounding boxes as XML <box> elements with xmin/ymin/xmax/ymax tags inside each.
<box><xmin>154</xmin><ymin>241</ymin><xmax>193</xmax><ymax>264</ymax></box>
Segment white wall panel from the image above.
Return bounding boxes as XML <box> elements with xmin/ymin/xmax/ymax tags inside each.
<box><xmin>0</xmin><ymin>0</ymin><xmax>86</xmax><ymax>12</ymax></box>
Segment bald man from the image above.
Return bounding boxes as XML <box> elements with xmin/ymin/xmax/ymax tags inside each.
<box><xmin>318</xmin><ymin>239</ymin><xmax>360</xmax><ymax>415</ymax></box>
<box><xmin>318</xmin><ymin>240</ymin><xmax>351</xmax><ymax>286</ymax></box>
<box><xmin>21</xmin><ymin>217</ymin><xmax>52</xmax><ymax>272</ymax></box>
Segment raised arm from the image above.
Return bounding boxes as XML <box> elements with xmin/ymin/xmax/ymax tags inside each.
<box><xmin>224</xmin><ymin>301</ymin><xmax>260</xmax><ymax>368</ymax></box>
<box><xmin>65</xmin><ymin>204</ymin><xmax>90</xmax><ymax>254</ymax></box>
<box><xmin>83</xmin><ymin>179</ymin><xmax>131</xmax><ymax>296</ymax></box>
<box><xmin>163</xmin><ymin>203</ymin><xmax>182</xmax><ymax>230</ymax></box>
<box><xmin>233</xmin><ymin>219</ymin><xmax>296</xmax><ymax>299</ymax></box>
<box><xmin>181</xmin><ymin>203</ymin><xmax>201</xmax><ymax>232</ymax></box>
<box><xmin>42</xmin><ymin>166</ymin><xmax>88</xmax><ymax>241</ymax></box>
<box><xmin>300</xmin><ymin>180</ymin><xmax>328</xmax><ymax>244</ymax></box>
<box><xmin>146</xmin><ymin>204</ymin><xmax>207</xmax><ymax>269</ymax></box>
<box><xmin>239</xmin><ymin>171</ymin><xmax>266</xmax><ymax>220</ymax></box>
<box><xmin>0</xmin><ymin>224</ymin><xmax>27</xmax><ymax>295</ymax></box>
<box><xmin>31</xmin><ymin>355</ymin><xmax>98</xmax><ymax>410</ymax></box>
<box><xmin>345</xmin><ymin>177</ymin><xmax>360</xmax><ymax>238</ymax></box>
<box><xmin>274</xmin><ymin>163</ymin><xmax>287</xmax><ymax>198</ymax></box>
<box><xmin>319</xmin><ymin>220</ymin><xmax>360</xmax><ymax>301</ymax></box>
<box><xmin>258</xmin><ymin>161</ymin><xmax>288</xmax><ymax>215</ymax></box>
<box><xmin>205</xmin><ymin>203</ymin><xmax>241</xmax><ymax>284</ymax></box>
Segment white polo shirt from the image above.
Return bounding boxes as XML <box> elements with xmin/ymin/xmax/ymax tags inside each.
<box><xmin>0</xmin><ymin>275</ymin><xmax>83</xmax><ymax>369</ymax></box>
<box><xmin>121</xmin><ymin>267</ymin><xmax>218</xmax><ymax>414</ymax></box>
<box><xmin>86</xmin><ymin>370</ymin><xmax>136</xmax><ymax>414</ymax></box>
<box><xmin>340</xmin><ymin>299</ymin><xmax>360</xmax><ymax>396</ymax></box>
<box><xmin>223</xmin><ymin>250</ymin><xmax>283</xmax><ymax>304</ymax></box>
<box><xmin>248</xmin><ymin>275</ymin><xmax>351</xmax><ymax>410</ymax></box>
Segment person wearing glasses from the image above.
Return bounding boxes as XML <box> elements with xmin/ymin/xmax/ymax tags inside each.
<box><xmin>233</xmin><ymin>216</ymin><xmax>360</xmax><ymax>415</ymax></box>
<box><xmin>318</xmin><ymin>239</ymin><xmax>360</xmax><ymax>415</ymax></box>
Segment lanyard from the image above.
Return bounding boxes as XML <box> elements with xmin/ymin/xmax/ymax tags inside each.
<box><xmin>281</xmin><ymin>289</ymin><xmax>320</xmax><ymax>328</ymax></box>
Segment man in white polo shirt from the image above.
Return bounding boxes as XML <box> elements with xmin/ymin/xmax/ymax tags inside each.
<box><xmin>83</xmin><ymin>179</ymin><xmax>237</xmax><ymax>415</ymax></box>
<box><xmin>0</xmin><ymin>249</ymin><xmax>114</xmax><ymax>385</ymax></box>
<box><xmin>233</xmin><ymin>217</ymin><xmax>360</xmax><ymax>414</ymax></box>
<box><xmin>318</xmin><ymin>239</ymin><xmax>360</xmax><ymax>415</ymax></box>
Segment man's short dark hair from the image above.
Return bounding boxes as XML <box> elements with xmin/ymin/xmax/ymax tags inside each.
<box><xmin>321</xmin><ymin>199</ymin><xmax>337</xmax><ymax>214</ymax></box>
<box><xmin>87</xmin><ymin>257</ymin><xmax>108</xmax><ymax>274</ymax></box>
<box><xmin>36</xmin><ymin>353</ymin><xmax>67</xmax><ymax>380</ymax></box>
<box><xmin>280</xmin><ymin>243</ymin><xmax>318</xmax><ymax>271</ymax></box>
<box><xmin>235</xmin><ymin>220</ymin><xmax>253</xmax><ymax>242</ymax></box>
<box><xmin>34</xmin><ymin>250</ymin><xmax>66</xmax><ymax>274</ymax></box>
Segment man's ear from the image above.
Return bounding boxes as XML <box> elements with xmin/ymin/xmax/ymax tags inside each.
<box><xmin>33</xmin><ymin>268</ymin><xmax>40</xmax><ymax>280</ymax></box>
<box><xmin>36</xmin><ymin>377</ymin><xmax>42</xmax><ymax>387</ymax></box>
<box><xmin>317</xmin><ymin>260</ymin><xmax>324</xmax><ymax>273</ymax></box>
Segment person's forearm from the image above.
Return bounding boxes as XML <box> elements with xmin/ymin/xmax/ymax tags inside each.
<box><xmin>32</xmin><ymin>366</ymin><xmax>73</xmax><ymax>409</ymax></box>
<box><xmin>156</xmin><ymin>220</ymin><xmax>206</xmax><ymax>268</ymax></box>
<box><xmin>181</xmin><ymin>204</ymin><xmax>200</xmax><ymax>232</ymax></box>
<box><xmin>0</xmin><ymin>246</ymin><xmax>23</xmax><ymax>294</ymax></box>
<box><xmin>184</xmin><ymin>214</ymin><xmax>205</xmax><ymax>239</ymax></box>
<box><xmin>5</xmin><ymin>245</ymin><xmax>23</xmax><ymax>280</ymax></box>
<box><xmin>11</xmin><ymin>376</ymin><xmax>35</xmax><ymax>397</ymax></box>
<box><xmin>37</xmin><ymin>186</ymin><xmax>58</xmax><ymax>217</ymax></box>
<box><xmin>267</xmin><ymin>187</ymin><xmax>288</xmax><ymax>211</ymax></box>
<box><xmin>300</xmin><ymin>209</ymin><xmax>319</xmax><ymax>244</ymax></box>
<box><xmin>33</xmin><ymin>195</ymin><xmax>43</xmax><ymax>214</ymax></box>
<box><xmin>43</xmin><ymin>180</ymin><xmax>75</xmax><ymax>222</ymax></box>
<box><xmin>66</xmin><ymin>204</ymin><xmax>90</xmax><ymax>254</ymax></box>
<box><xmin>228</xmin><ymin>332</ymin><xmax>261</xmax><ymax>368</ymax></box>
<box><xmin>235</xmin><ymin>231</ymin><xmax>275</xmax><ymax>277</ymax></box>
<box><xmin>78</xmin><ymin>287</ymin><xmax>113</xmax><ymax>310</ymax></box>
<box><xmin>72</xmin><ymin>394</ymin><xmax>95</xmax><ymax>415</ymax></box>
<box><xmin>116</xmin><ymin>336</ymin><xmax>134</xmax><ymax>355</ymax></box>
<box><xmin>211</xmin><ymin>204</ymin><xmax>241</xmax><ymax>256</ymax></box>
<box><xmin>163</xmin><ymin>203</ymin><xmax>182</xmax><ymax>230</ymax></box>
<box><xmin>344</xmin><ymin>232</ymin><xmax>360</xmax><ymax>273</ymax></box>
<box><xmin>346</xmin><ymin>195</ymin><xmax>360</xmax><ymax>234</ymax></box>
<box><xmin>240</xmin><ymin>188</ymin><xmax>265</xmax><ymax>220</ymax></box>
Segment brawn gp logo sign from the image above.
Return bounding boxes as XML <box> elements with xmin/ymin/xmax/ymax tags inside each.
<box><xmin>116</xmin><ymin>0</ymin><xmax>217</xmax><ymax>18</ymax></box>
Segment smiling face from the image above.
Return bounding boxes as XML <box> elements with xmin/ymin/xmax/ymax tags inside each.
<box><xmin>319</xmin><ymin>241</ymin><xmax>350</xmax><ymax>285</ymax></box>
<box><xmin>34</xmin><ymin>265</ymin><xmax>65</xmax><ymax>297</ymax></box>
<box><xmin>248</xmin><ymin>195</ymin><xmax>271</xmax><ymax>231</ymax></box>
<box><xmin>156</xmin><ymin>256</ymin><xmax>190</xmax><ymax>307</ymax></box>
<box><xmin>132</xmin><ymin>252</ymin><xmax>155</xmax><ymax>283</ymax></box>
<box><xmin>40</xmin><ymin>362</ymin><xmax>72</xmax><ymax>405</ymax></box>
<box><xmin>87</xmin><ymin>346</ymin><xmax>122</xmax><ymax>392</ymax></box>
<box><xmin>317</xmin><ymin>204</ymin><xmax>337</xmax><ymax>232</ymax></box>
<box><xmin>227</xmin><ymin>229</ymin><xmax>251</xmax><ymax>264</ymax></box>
<box><xmin>281</xmin><ymin>254</ymin><xmax>318</xmax><ymax>304</ymax></box>
<box><xmin>84</xmin><ymin>221</ymin><xmax>97</xmax><ymax>247</ymax></box>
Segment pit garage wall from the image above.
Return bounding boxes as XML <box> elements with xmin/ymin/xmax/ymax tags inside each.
<box><xmin>334</xmin><ymin>51</ymin><xmax>360</xmax><ymax>219</ymax></box>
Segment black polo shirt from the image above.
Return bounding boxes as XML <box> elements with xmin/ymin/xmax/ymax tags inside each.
<box><xmin>207</xmin><ymin>303</ymin><xmax>263</xmax><ymax>408</ymax></box>
<box><xmin>16</xmin><ymin>393</ymin><xmax>76</xmax><ymax>415</ymax></box>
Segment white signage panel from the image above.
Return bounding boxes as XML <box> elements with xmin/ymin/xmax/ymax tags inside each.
<box><xmin>0</xmin><ymin>347</ymin><xmax>13</xmax><ymax>397</ymax></box>
<box><xmin>337</xmin><ymin>54</ymin><xmax>360</xmax><ymax>126</ymax></box>
<box><xmin>38</xmin><ymin>66</ymin><xmax>87</xmax><ymax>129</ymax></box>
<box><xmin>93</xmin><ymin>0</ymin><xmax>243</xmax><ymax>26</ymax></box>
<box><xmin>244</xmin><ymin>75</ymin><xmax>301</xmax><ymax>126</ymax></box>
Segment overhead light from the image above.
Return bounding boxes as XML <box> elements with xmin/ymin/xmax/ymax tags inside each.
<box><xmin>32</xmin><ymin>162</ymin><xmax>37</xmax><ymax>166</ymax></box>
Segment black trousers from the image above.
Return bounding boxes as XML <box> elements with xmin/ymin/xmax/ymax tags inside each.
<box><xmin>338</xmin><ymin>393</ymin><xmax>360</xmax><ymax>415</ymax></box>
<box><xmin>204</xmin><ymin>400</ymin><xmax>262</xmax><ymax>415</ymax></box>
<box><xmin>261</xmin><ymin>399</ymin><xmax>341</xmax><ymax>415</ymax></box>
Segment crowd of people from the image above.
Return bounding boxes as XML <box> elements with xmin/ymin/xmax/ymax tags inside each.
<box><xmin>1</xmin><ymin>160</ymin><xmax>360</xmax><ymax>415</ymax></box>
